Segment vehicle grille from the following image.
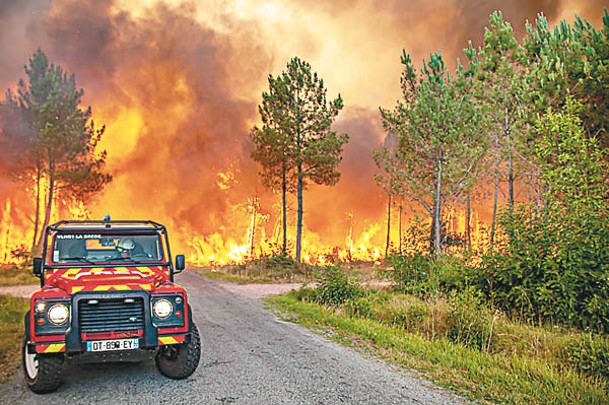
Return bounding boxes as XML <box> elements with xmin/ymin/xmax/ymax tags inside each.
<box><xmin>78</xmin><ymin>297</ymin><xmax>145</xmax><ymax>333</ymax></box>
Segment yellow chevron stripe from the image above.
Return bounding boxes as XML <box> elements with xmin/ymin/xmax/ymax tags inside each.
<box><xmin>158</xmin><ymin>336</ymin><xmax>179</xmax><ymax>345</ymax></box>
<box><xmin>93</xmin><ymin>285</ymin><xmax>132</xmax><ymax>291</ymax></box>
<box><xmin>44</xmin><ymin>343</ymin><xmax>65</xmax><ymax>353</ymax></box>
<box><xmin>72</xmin><ymin>286</ymin><xmax>85</xmax><ymax>293</ymax></box>
<box><xmin>65</xmin><ymin>268</ymin><xmax>80</xmax><ymax>277</ymax></box>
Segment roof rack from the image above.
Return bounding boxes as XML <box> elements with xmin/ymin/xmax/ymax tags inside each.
<box><xmin>48</xmin><ymin>219</ymin><xmax>166</xmax><ymax>232</ymax></box>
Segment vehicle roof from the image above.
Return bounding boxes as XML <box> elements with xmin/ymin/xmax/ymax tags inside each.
<box><xmin>49</xmin><ymin>220</ymin><xmax>166</xmax><ymax>232</ymax></box>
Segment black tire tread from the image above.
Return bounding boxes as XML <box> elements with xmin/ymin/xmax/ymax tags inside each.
<box><xmin>156</xmin><ymin>323</ymin><xmax>201</xmax><ymax>379</ymax></box>
<box><xmin>22</xmin><ymin>335</ymin><xmax>64</xmax><ymax>394</ymax></box>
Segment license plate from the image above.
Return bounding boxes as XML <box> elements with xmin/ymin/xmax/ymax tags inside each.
<box><xmin>86</xmin><ymin>338</ymin><xmax>139</xmax><ymax>352</ymax></box>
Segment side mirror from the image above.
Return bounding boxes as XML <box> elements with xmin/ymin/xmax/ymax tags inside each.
<box><xmin>33</xmin><ymin>257</ymin><xmax>43</xmax><ymax>278</ymax></box>
<box><xmin>175</xmin><ymin>254</ymin><xmax>185</xmax><ymax>273</ymax></box>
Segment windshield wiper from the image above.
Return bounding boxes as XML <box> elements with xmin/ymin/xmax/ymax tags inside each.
<box><xmin>60</xmin><ymin>257</ymin><xmax>96</xmax><ymax>265</ymax></box>
<box><xmin>104</xmin><ymin>257</ymin><xmax>146</xmax><ymax>264</ymax></box>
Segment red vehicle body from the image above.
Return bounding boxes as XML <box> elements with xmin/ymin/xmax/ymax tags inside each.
<box><xmin>22</xmin><ymin>218</ymin><xmax>201</xmax><ymax>394</ymax></box>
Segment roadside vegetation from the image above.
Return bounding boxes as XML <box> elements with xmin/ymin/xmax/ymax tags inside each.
<box><xmin>0</xmin><ymin>265</ymin><xmax>38</xmax><ymax>287</ymax></box>
<box><xmin>267</xmin><ymin>262</ymin><xmax>609</xmax><ymax>404</ymax></box>
<box><xmin>0</xmin><ymin>294</ymin><xmax>28</xmax><ymax>382</ymax></box>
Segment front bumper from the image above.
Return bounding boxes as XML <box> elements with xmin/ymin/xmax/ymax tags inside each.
<box><xmin>29</xmin><ymin>291</ymin><xmax>188</xmax><ymax>355</ymax></box>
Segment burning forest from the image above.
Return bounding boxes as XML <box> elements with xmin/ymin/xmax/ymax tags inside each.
<box><xmin>0</xmin><ymin>0</ymin><xmax>606</xmax><ymax>266</ymax></box>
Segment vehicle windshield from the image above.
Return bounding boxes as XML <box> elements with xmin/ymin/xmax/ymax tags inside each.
<box><xmin>52</xmin><ymin>233</ymin><xmax>164</xmax><ymax>264</ymax></box>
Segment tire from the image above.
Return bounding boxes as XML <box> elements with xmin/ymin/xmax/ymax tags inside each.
<box><xmin>155</xmin><ymin>323</ymin><xmax>201</xmax><ymax>379</ymax></box>
<box><xmin>22</xmin><ymin>334</ymin><xmax>64</xmax><ymax>394</ymax></box>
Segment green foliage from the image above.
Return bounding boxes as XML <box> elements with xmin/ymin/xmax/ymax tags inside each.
<box><xmin>561</xmin><ymin>333</ymin><xmax>609</xmax><ymax>380</ymax></box>
<box><xmin>380</xmin><ymin>49</ymin><xmax>485</xmax><ymax>254</ymax></box>
<box><xmin>1</xmin><ymin>49</ymin><xmax>111</xmax><ymax>249</ymax></box>
<box><xmin>385</xmin><ymin>253</ymin><xmax>472</xmax><ymax>297</ymax></box>
<box><xmin>314</xmin><ymin>265</ymin><xmax>365</xmax><ymax>307</ymax></box>
<box><xmin>251</xmin><ymin>56</ymin><xmax>348</xmax><ymax>262</ymax></box>
<box><xmin>448</xmin><ymin>287</ymin><xmax>497</xmax><ymax>352</ymax></box>
<box><xmin>385</xmin><ymin>253</ymin><xmax>437</xmax><ymax>296</ymax></box>
<box><xmin>483</xmin><ymin>101</ymin><xmax>609</xmax><ymax>332</ymax></box>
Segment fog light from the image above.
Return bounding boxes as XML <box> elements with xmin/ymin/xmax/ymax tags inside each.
<box><xmin>35</xmin><ymin>301</ymin><xmax>46</xmax><ymax>314</ymax></box>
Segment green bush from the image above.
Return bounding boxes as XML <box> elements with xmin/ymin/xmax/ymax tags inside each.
<box><xmin>481</xmin><ymin>104</ymin><xmax>609</xmax><ymax>332</ymax></box>
<box><xmin>561</xmin><ymin>333</ymin><xmax>609</xmax><ymax>380</ymax></box>
<box><xmin>344</xmin><ymin>297</ymin><xmax>372</xmax><ymax>318</ymax></box>
<box><xmin>385</xmin><ymin>253</ymin><xmax>437</xmax><ymax>296</ymax></box>
<box><xmin>385</xmin><ymin>253</ymin><xmax>474</xmax><ymax>297</ymax></box>
<box><xmin>290</xmin><ymin>286</ymin><xmax>318</xmax><ymax>303</ymax></box>
<box><xmin>482</xmin><ymin>206</ymin><xmax>609</xmax><ymax>332</ymax></box>
<box><xmin>315</xmin><ymin>265</ymin><xmax>365</xmax><ymax>306</ymax></box>
<box><xmin>448</xmin><ymin>287</ymin><xmax>497</xmax><ymax>352</ymax></box>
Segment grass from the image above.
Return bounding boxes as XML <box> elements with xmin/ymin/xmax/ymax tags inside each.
<box><xmin>0</xmin><ymin>294</ymin><xmax>28</xmax><ymax>382</ymax></box>
<box><xmin>267</xmin><ymin>290</ymin><xmax>609</xmax><ymax>404</ymax></box>
<box><xmin>0</xmin><ymin>265</ymin><xmax>39</xmax><ymax>287</ymax></box>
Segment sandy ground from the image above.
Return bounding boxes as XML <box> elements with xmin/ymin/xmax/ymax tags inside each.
<box><xmin>0</xmin><ymin>284</ymin><xmax>39</xmax><ymax>298</ymax></box>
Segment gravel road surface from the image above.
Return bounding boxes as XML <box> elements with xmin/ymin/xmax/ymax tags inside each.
<box><xmin>1</xmin><ymin>270</ymin><xmax>467</xmax><ymax>404</ymax></box>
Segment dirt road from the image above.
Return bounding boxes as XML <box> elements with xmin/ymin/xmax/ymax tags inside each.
<box><xmin>1</xmin><ymin>270</ymin><xmax>466</xmax><ymax>404</ymax></box>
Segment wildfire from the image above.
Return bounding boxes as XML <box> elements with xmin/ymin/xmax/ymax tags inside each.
<box><xmin>0</xmin><ymin>0</ymin><xmax>601</xmax><ymax>267</ymax></box>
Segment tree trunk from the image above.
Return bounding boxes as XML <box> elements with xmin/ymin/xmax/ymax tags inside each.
<box><xmin>281</xmin><ymin>162</ymin><xmax>287</xmax><ymax>255</ymax></box>
<box><xmin>398</xmin><ymin>204</ymin><xmax>402</xmax><ymax>254</ymax></box>
<box><xmin>36</xmin><ymin>161</ymin><xmax>54</xmax><ymax>250</ymax></box>
<box><xmin>32</xmin><ymin>163</ymin><xmax>42</xmax><ymax>250</ymax></box>
<box><xmin>466</xmin><ymin>194</ymin><xmax>472</xmax><ymax>252</ymax></box>
<box><xmin>490</xmin><ymin>175</ymin><xmax>499</xmax><ymax>246</ymax></box>
<box><xmin>434</xmin><ymin>150</ymin><xmax>443</xmax><ymax>255</ymax></box>
<box><xmin>249</xmin><ymin>201</ymin><xmax>257</xmax><ymax>257</ymax></box>
<box><xmin>505</xmin><ymin>106</ymin><xmax>514</xmax><ymax>215</ymax></box>
<box><xmin>385</xmin><ymin>193</ymin><xmax>392</xmax><ymax>257</ymax></box>
<box><xmin>295</xmin><ymin>170</ymin><xmax>303</xmax><ymax>263</ymax></box>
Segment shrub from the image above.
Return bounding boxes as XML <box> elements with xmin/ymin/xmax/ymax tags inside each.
<box><xmin>385</xmin><ymin>253</ymin><xmax>474</xmax><ymax>297</ymax></box>
<box><xmin>384</xmin><ymin>253</ymin><xmax>437</xmax><ymax>296</ymax></box>
<box><xmin>448</xmin><ymin>287</ymin><xmax>498</xmax><ymax>352</ymax></box>
<box><xmin>561</xmin><ymin>333</ymin><xmax>609</xmax><ymax>380</ymax></box>
<box><xmin>315</xmin><ymin>265</ymin><xmax>365</xmax><ymax>306</ymax></box>
<box><xmin>344</xmin><ymin>297</ymin><xmax>372</xmax><ymax>318</ymax></box>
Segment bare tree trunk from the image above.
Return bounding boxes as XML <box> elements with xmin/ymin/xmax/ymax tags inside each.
<box><xmin>295</xmin><ymin>170</ymin><xmax>303</xmax><ymax>263</ymax></box>
<box><xmin>37</xmin><ymin>161</ymin><xmax>54</xmax><ymax>250</ymax></box>
<box><xmin>490</xmin><ymin>175</ymin><xmax>499</xmax><ymax>246</ymax></box>
<box><xmin>434</xmin><ymin>150</ymin><xmax>443</xmax><ymax>255</ymax></box>
<box><xmin>466</xmin><ymin>194</ymin><xmax>472</xmax><ymax>252</ymax></box>
<box><xmin>385</xmin><ymin>193</ymin><xmax>392</xmax><ymax>257</ymax></box>
<box><xmin>505</xmin><ymin>106</ymin><xmax>514</xmax><ymax>215</ymax></box>
<box><xmin>32</xmin><ymin>163</ymin><xmax>41</xmax><ymax>250</ymax></box>
<box><xmin>249</xmin><ymin>201</ymin><xmax>257</xmax><ymax>257</ymax></box>
<box><xmin>281</xmin><ymin>162</ymin><xmax>287</xmax><ymax>255</ymax></box>
<box><xmin>398</xmin><ymin>204</ymin><xmax>402</xmax><ymax>254</ymax></box>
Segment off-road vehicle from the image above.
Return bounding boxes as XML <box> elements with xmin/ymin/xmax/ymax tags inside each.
<box><xmin>22</xmin><ymin>217</ymin><xmax>201</xmax><ymax>393</ymax></box>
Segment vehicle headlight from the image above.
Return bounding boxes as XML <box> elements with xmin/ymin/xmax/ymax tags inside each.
<box><xmin>48</xmin><ymin>303</ymin><xmax>69</xmax><ymax>325</ymax></box>
<box><xmin>153</xmin><ymin>299</ymin><xmax>173</xmax><ymax>319</ymax></box>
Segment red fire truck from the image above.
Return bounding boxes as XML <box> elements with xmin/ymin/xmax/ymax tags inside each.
<box><xmin>22</xmin><ymin>217</ymin><xmax>201</xmax><ymax>393</ymax></box>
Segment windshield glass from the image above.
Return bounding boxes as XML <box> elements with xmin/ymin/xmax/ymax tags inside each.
<box><xmin>52</xmin><ymin>233</ymin><xmax>164</xmax><ymax>263</ymax></box>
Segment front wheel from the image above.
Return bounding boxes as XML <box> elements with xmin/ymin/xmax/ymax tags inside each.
<box><xmin>22</xmin><ymin>335</ymin><xmax>64</xmax><ymax>394</ymax></box>
<box><xmin>155</xmin><ymin>323</ymin><xmax>201</xmax><ymax>379</ymax></box>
